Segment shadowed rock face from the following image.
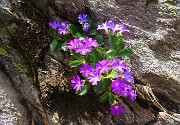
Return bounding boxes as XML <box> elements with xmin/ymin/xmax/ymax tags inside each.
<box><xmin>0</xmin><ymin>70</ymin><xmax>28</xmax><ymax>125</ymax></box>
<box><xmin>0</xmin><ymin>0</ymin><xmax>180</xmax><ymax>124</ymax></box>
<box><xmin>0</xmin><ymin>0</ymin><xmax>49</xmax><ymax>124</ymax></box>
<box><xmin>0</xmin><ymin>33</ymin><xmax>49</xmax><ymax>124</ymax></box>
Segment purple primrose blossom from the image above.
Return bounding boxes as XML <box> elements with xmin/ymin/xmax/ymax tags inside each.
<box><xmin>78</xmin><ymin>14</ymin><xmax>89</xmax><ymax>24</ymax></box>
<box><xmin>71</xmin><ymin>75</ymin><xmax>84</xmax><ymax>91</ymax></box>
<box><xmin>128</xmin><ymin>88</ymin><xmax>137</xmax><ymax>101</ymax></box>
<box><xmin>80</xmin><ymin>63</ymin><xmax>94</xmax><ymax>77</ymax></box>
<box><xmin>75</xmin><ymin>44</ymin><xmax>92</xmax><ymax>55</ymax></box>
<box><xmin>49</xmin><ymin>20</ymin><xmax>60</xmax><ymax>29</ymax></box>
<box><xmin>97</xmin><ymin>21</ymin><xmax>130</xmax><ymax>34</ymax></box>
<box><xmin>66</xmin><ymin>39</ymin><xmax>81</xmax><ymax>50</ymax></box>
<box><xmin>58</xmin><ymin>22</ymin><xmax>69</xmax><ymax>35</ymax></box>
<box><xmin>96</xmin><ymin>60</ymin><xmax>112</xmax><ymax>74</ymax></box>
<box><xmin>110</xmin><ymin>105</ymin><xmax>125</xmax><ymax>116</ymax></box>
<box><xmin>88</xmin><ymin>70</ymin><xmax>101</xmax><ymax>85</ymax></box>
<box><xmin>66</xmin><ymin>38</ymin><xmax>99</xmax><ymax>56</ymax></box>
<box><xmin>97</xmin><ymin>21</ymin><xmax>109</xmax><ymax>33</ymax></box>
<box><xmin>111</xmin><ymin>77</ymin><xmax>127</xmax><ymax>95</ymax></box>
<box><xmin>106</xmin><ymin>21</ymin><xmax>130</xmax><ymax>34</ymax></box>
<box><xmin>112</xmin><ymin>58</ymin><xmax>126</xmax><ymax>73</ymax></box>
<box><xmin>83</xmin><ymin>38</ymin><xmax>99</xmax><ymax>48</ymax></box>
<box><xmin>124</xmin><ymin>68</ymin><xmax>134</xmax><ymax>84</ymax></box>
<box><xmin>111</xmin><ymin>77</ymin><xmax>136</xmax><ymax>101</ymax></box>
<box><xmin>83</xmin><ymin>23</ymin><xmax>90</xmax><ymax>32</ymax></box>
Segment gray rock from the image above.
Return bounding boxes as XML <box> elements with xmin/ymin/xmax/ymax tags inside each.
<box><xmin>153</xmin><ymin>112</ymin><xmax>180</xmax><ymax>125</ymax></box>
<box><xmin>0</xmin><ymin>70</ymin><xmax>29</xmax><ymax>125</ymax></box>
<box><xmin>0</xmin><ymin>0</ymin><xmax>49</xmax><ymax>124</ymax></box>
<box><xmin>54</xmin><ymin>0</ymin><xmax>85</xmax><ymax>22</ymax></box>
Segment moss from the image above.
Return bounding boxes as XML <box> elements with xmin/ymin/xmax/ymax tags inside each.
<box><xmin>12</xmin><ymin>61</ymin><xmax>28</xmax><ymax>74</ymax></box>
<box><xmin>15</xmin><ymin>75</ymin><xmax>20</xmax><ymax>79</ymax></box>
<box><xmin>164</xmin><ymin>0</ymin><xmax>175</xmax><ymax>6</ymax></box>
<box><xmin>0</xmin><ymin>47</ymin><xmax>9</xmax><ymax>56</ymax></box>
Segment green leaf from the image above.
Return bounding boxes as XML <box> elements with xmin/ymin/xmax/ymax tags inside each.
<box><xmin>118</xmin><ymin>49</ymin><xmax>133</xmax><ymax>58</ymax></box>
<box><xmin>87</xmin><ymin>29</ymin><xmax>97</xmax><ymax>36</ymax></box>
<box><xmin>50</xmin><ymin>28</ymin><xmax>58</xmax><ymax>37</ymax></box>
<box><xmin>68</xmin><ymin>24</ymin><xmax>78</xmax><ymax>35</ymax></box>
<box><xmin>75</xmin><ymin>33</ymin><xmax>84</xmax><ymax>39</ymax></box>
<box><xmin>116</xmin><ymin>38</ymin><xmax>126</xmax><ymax>50</ymax></box>
<box><xmin>76</xmin><ymin>81</ymin><xmax>91</xmax><ymax>96</ymax></box>
<box><xmin>94</xmin><ymin>82</ymin><xmax>104</xmax><ymax>94</ymax></box>
<box><xmin>92</xmin><ymin>49</ymin><xmax>102</xmax><ymax>65</ymax></box>
<box><xmin>70</xmin><ymin>50</ymin><xmax>83</xmax><ymax>60</ymax></box>
<box><xmin>50</xmin><ymin>39</ymin><xmax>58</xmax><ymax>51</ymax></box>
<box><xmin>101</xmin><ymin>78</ymin><xmax>112</xmax><ymax>90</ymax></box>
<box><xmin>109</xmin><ymin>92</ymin><xmax>115</xmax><ymax>105</ymax></box>
<box><xmin>69</xmin><ymin>60</ymin><xmax>84</xmax><ymax>67</ymax></box>
<box><xmin>107</xmin><ymin>50</ymin><xmax>116</xmax><ymax>59</ymax></box>
<box><xmin>97</xmin><ymin>47</ymin><xmax>107</xmax><ymax>59</ymax></box>
<box><xmin>109</xmin><ymin>35</ymin><xmax>119</xmax><ymax>50</ymax></box>
<box><xmin>99</xmin><ymin>92</ymin><xmax>109</xmax><ymax>103</ymax></box>
<box><xmin>61</xmin><ymin>41</ymin><xmax>67</xmax><ymax>51</ymax></box>
<box><xmin>109</xmin><ymin>36</ymin><xmax>126</xmax><ymax>51</ymax></box>
<box><xmin>95</xmin><ymin>34</ymin><xmax>103</xmax><ymax>44</ymax></box>
<box><xmin>84</xmin><ymin>53</ymin><xmax>92</xmax><ymax>64</ymax></box>
<box><xmin>56</xmin><ymin>41</ymin><xmax>67</xmax><ymax>51</ymax></box>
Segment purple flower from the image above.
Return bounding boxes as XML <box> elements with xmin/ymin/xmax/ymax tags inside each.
<box><xmin>78</xmin><ymin>14</ymin><xmax>89</xmax><ymax>24</ymax></box>
<box><xmin>71</xmin><ymin>75</ymin><xmax>84</xmax><ymax>91</ymax></box>
<box><xmin>117</xmin><ymin>24</ymin><xmax>130</xmax><ymax>33</ymax></box>
<box><xmin>49</xmin><ymin>20</ymin><xmax>60</xmax><ymax>29</ymax></box>
<box><xmin>124</xmin><ymin>69</ymin><xmax>134</xmax><ymax>84</ymax></box>
<box><xmin>66</xmin><ymin>39</ymin><xmax>82</xmax><ymax>50</ymax></box>
<box><xmin>75</xmin><ymin>44</ymin><xmax>92</xmax><ymax>55</ymax></box>
<box><xmin>66</xmin><ymin>38</ymin><xmax>99</xmax><ymax>56</ymax></box>
<box><xmin>96</xmin><ymin>60</ymin><xmax>111</xmax><ymax>73</ymax></box>
<box><xmin>97</xmin><ymin>21</ymin><xmax>130</xmax><ymax>34</ymax></box>
<box><xmin>112</xmin><ymin>59</ymin><xmax>126</xmax><ymax>73</ymax></box>
<box><xmin>80</xmin><ymin>63</ymin><xmax>94</xmax><ymax>77</ymax></box>
<box><xmin>58</xmin><ymin>22</ymin><xmax>69</xmax><ymax>35</ymax></box>
<box><xmin>97</xmin><ymin>21</ymin><xmax>109</xmax><ymax>33</ymax></box>
<box><xmin>111</xmin><ymin>77</ymin><xmax>127</xmax><ymax>95</ymax></box>
<box><xmin>110</xmin><ymin>105</ymin><xmax>125</xmax><ymax>116</ymax></box>
<box><xmin>88</xmin><ymin>70</ymin><xmax>101</xmax><ymax>85</ymax></box>
<box><xmin>106</xmin><ymin>21</ymin><xmax>130</xmax><ymax>34</ymax></box>
<box><xmin>83</xmin><ymin>38</ymin><xmax>99</xmax><ymax>48</ymax></box>
<box><xmin>83</xmin><ymin>23</ymin><xmax>90</xmax><ymax>32</ymax></box>
<box><xmin>128</xmin><ymin>89</ymin><xmax>137</xmax><ymax>101</ymax></box>
<box><xmin>111</xmin><ymin>77</ymin><xmax>136</xmax><ymax>101</ymax></box>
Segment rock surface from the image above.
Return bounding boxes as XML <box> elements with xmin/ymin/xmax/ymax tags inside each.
<box><xmin>0</xmin><ymin>70</ymin><xmax>28</xmax><ymax>125</ymax></box>
<box><xmin>0</xmin><ymin>0</ymin><xmax>49</xmax><ymax>124</ymax></box>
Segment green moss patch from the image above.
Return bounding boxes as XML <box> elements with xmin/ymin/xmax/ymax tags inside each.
<box><xmin>0</xmin><ymin>47</ymin><xmax>9</xmax><ymax>56</ymax></box>
<box><xmin>12</xmin><ymin>62</ymin><xmax>28</xmax><ymax>74</ymax></box>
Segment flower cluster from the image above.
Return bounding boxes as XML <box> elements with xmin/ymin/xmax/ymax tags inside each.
<box><xmin>80</xmin><ymin>63</ymin><xmax>101</xmax><ymax>85</ymax></box>
<box><xmin>72</xmin><ymin>58</ymin><xmax>136</xmax><ymax>98</ymax></box>
<box><xmin>78</xmin><ymin>14</ymin><xmax>90</xmax><ymax>32</ymax></box>
<box><xmin>111</xmin><ymin>77</ymin><xmax>136</xmax><ymax>101</ymax></box>
<box><xmin>49</xmin><ymin>20</ymin><xmax>69</xmax><ymax>35</ymax></box>
<box><xmin>49</xmin><ymin>14</ymin><xmax>136</xmax><ymax>117</ymax></box>
<box><xmin>71</xmin><ymin>58</ymin><xmax>136</xmax><ymax>116</ymax></box>
<box><xmin>66</xmin><ymin>37</ymin><xmax>99</xmax><ymax>55</ymax></box>
<box><xmin>97</xmin><ymin>21</ymin><xmax>130</xmax><ymax>35</ymax></box>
